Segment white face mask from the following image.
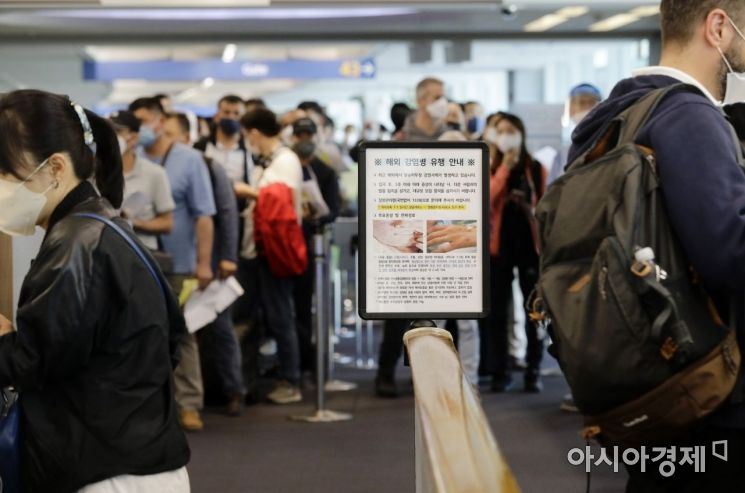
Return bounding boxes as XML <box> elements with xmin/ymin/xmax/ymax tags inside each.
<box><xmin>117</xmin><ymin>135</ymin><xmax>128</xmax><ymax>156</ymax></box>
<box><xmin>426</xmin><ymin>97</ymin><xmax>449</xmax><ymax>121</ymax></box>
<box><xmin>0</xmin><ymin>159</ymin><xmax>54</xmax><ymax>237</ymax></box>
<box><xmin>483</xmin><ymin>127</ymin><xmax>499</xmax><ymax>145</ymax></box>
<box><xmin>719</xmin><ymin>16</ymin><xmax>745</xmax><ymax>105</ymax></box>
<box><xmin>495</xmin><ymin>133</ymin><xmax>523</xmax><ymax>154</ymax></box>
<box><xmin>570</xmin><ymin>109</ymin><xmax>592</xmax><ymax>126</ymax></box>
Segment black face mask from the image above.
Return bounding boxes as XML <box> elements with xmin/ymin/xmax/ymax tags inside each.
<box><xmin>446</xmin><ymin>122</ymin><xmax>461</xmax><ymax>131</ymax></box>
<box><xmin>293</xmin><ymin>141</ymin><xmax>316</xmax><ymax>160</ymax></box>
<box><xmin>218</xmin><ymin>118</ymin><xmax>241</xmax><ymax>136</ymax></box>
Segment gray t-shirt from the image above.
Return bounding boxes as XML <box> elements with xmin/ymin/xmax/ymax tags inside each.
<box><xmin>401</xmin><ymin>111</ymin><xmax>448</xmax><ymax>141</ymax></box>
<box><xmin>122</xmin><ymin>156</ymin><xmax>175</xmax><ymax>250</ymax></box>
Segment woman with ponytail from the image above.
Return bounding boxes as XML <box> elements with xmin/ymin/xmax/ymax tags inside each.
<box><xmin>0</xmin><ymin>90</ymin><xmax>190</xmax><ymax>492</ymax></box>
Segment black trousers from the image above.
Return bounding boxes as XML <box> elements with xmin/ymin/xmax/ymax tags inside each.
<box><xmin>293</xmin><ymin>244</ymin><xmax>316</xmax><ymax>374</ymax></box>
<box><xmin>625</xmin><ymin>425</ymin><xmax>745</xmax><ymax>492</ymax></box>
<box><xmin>485</xmin><ymin>252</ymin><xmax>543</xmax><ymax>378</ymax></box>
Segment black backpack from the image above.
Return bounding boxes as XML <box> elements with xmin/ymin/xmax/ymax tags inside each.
<box><xmin>531</xmin><ymin>84</ymin><xmax>742</xmax><ymax>447</ymax></box>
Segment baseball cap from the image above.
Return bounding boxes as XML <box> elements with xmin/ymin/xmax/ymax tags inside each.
<box><xmin>292</xmin><ymin>117</ymin><xmax>318</xmax><ymax>136</ymax></box>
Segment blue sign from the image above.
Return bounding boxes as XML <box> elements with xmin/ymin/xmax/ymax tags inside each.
<box><xmin>84</xmin><ymin>58</ymin><xmax>376</xmax><ymax>81</ymax></box>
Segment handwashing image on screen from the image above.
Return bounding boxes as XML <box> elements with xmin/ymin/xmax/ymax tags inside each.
<box><xmin>372</xmin><ymin>220</ymin><xmax>424</xmax><ymax>254</ymax></box>
<box><xmin>426</xmin><ymin>220</ymin><xmax>478</xmax><ymax>254</ymax></box>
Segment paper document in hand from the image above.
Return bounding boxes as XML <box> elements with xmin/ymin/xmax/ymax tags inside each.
<box><xmin>183</xmin><ymin>277</ymin><xmax>245</xmax><ymax>333</ymax></box>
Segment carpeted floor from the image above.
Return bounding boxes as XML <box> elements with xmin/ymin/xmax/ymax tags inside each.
<box><xmin>187</xmin><ymin>365</ymin><xmax>627</xmax><ymax>493</ymax></box>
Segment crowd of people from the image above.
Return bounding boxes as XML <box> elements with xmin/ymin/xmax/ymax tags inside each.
<box><xmin>109</xmin><ymin>77</ymin><xmax>605</xmax><ymax>413</ymax></box>
<box><xmin>4</xmin><ymin>2</ymin><xmax>745</xmax><ymax>491</ymax></box>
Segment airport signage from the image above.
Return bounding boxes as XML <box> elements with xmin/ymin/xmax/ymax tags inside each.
<box><xmin>83</xmin><ymin>58</ymin><xmax>376</xmax><ymax>81</ymax></box>
<box><xmin>359</xmin><ymin>142</ymin><xmax>490</xmax><ymax>320</ymax></box>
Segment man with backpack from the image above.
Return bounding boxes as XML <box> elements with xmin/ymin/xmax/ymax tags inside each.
<box><xmin>546</xmin><ymin>1</ymin><xmax>745</xmax><ymax>490</ymax></box>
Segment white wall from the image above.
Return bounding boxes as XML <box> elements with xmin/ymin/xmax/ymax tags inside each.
<box><xmin>0</xmin><ymin>44</ymin><xmax>110</xmax><ymax>107</ymax></box>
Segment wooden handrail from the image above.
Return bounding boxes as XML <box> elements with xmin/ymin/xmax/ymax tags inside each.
<box><xmin>405</xmin><ymin>327</ymin><xmax>521</xmax><ymax>493</ymax></box>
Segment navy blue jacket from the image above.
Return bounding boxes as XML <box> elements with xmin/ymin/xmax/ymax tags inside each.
<box><xmin>206</xmin><ymin>161</ymin><xmax>240</xmax><ymax>266</ymax></box>
<box><xmin>570</xmin><ymin>74</ymin><xmax>745</xmax><ymax>427</ymax></box>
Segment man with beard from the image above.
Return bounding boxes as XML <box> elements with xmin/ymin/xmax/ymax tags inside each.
<box><xmin>570</xmin><ymin>1</ymin><xmax>745</xmax><ymax>490</ymax></box>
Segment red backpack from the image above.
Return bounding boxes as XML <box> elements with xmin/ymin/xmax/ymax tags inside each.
<box><xmin>254</xmin><ymin>182</ymin><xmax>308</xmax><ymax>277</ymax></box>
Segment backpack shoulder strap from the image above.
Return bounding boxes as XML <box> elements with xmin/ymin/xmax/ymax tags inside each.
<box><xmin>615</xmin><ymin>83</ymin><xmax>699</xmax><ymax>145</ymax></box>
<box><xmin>74</xmin><ymin>213</ymin><xmax>166</xmax><ymax>300</ymax></box>
<box><xmin>572</xmin><ymin>83</ymin><xmax>701</xmax><ymax>169</ymax></box>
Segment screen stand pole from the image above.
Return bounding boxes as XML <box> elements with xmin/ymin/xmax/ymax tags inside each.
<box><xmin>291</xmin><ymin>229</ymin><xmax>353</xmax><ymax>423</ymax></box>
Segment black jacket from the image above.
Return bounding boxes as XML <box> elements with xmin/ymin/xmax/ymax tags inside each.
<box><xmin>0</xmin><ymin>182</ymin><xmax>190</xmax><ymax>492</ymax></box>
<box><xmin>301</xmin><ymin>157</ymin><xmax>341</xmax><ymax>238</ymax></box>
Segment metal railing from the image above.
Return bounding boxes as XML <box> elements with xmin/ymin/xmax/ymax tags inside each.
<box><xmin>405</xmin><ymin>326</ymin><xmax>521</xmax><ymax>493</ymax></box>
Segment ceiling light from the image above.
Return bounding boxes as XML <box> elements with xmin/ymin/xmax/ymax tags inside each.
<box><xmin>589</xmin><ymin>13</ymin><xmax>643</xmax><ymax>32</ymax></box>
<box><xmin>222</xmin><ymin>44</ymin><xmax>237</xmax><ymax>64</ymax></box>
<box><xmin>630</xmin><ymin>6</ymin><xmax>661</xmax><ymax>17</ymax></box>
<box><xmin>201</xmin><ymin>77</ymin><xmax>215</xmax><ymax>88</ymax></box>
<box><xmin>589</xmin><ymin>4</ymin><xmax>659</xmax><ymax>32</ymax></box>
<box><xmin>524</xmin><ymin>6</ymin><xmax>589</xmax><ymax>32</ymax></box>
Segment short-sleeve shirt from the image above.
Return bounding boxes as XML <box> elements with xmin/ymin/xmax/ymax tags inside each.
<box><xmin>122</xmin><ymin>156</ymin><xmax>175</xmax><ymax>250</ymax></box>
<box><xmin>204</xmin><ymin>141</ymin><xmax>253</xmax><ymax>184</ymax></box>
<box><xmin>145</xmin><ymin>143</ymin><xmax>216</xmax><ymax>274</ymax></box>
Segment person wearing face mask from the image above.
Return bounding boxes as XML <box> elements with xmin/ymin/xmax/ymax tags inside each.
<box><xmin>482</xmin><ymin>112</ymin><xmax>504</xmax><ymax>161</ymax></box>
<box><xmin>290</xmin><ymin>117</ymin><xmax>341</xmax><ymax>376</ymax></box>
<box><xmin>0</xmin><ymin>90</ymin><xmax>190</xmax><ymax>492</ymax></box>
<box><xmin>570</xmin><ymin>2</ymin><xmax>745</xmax><ymax>489</ymax></box>
<box><xmin>111</xmin><ymin>110</ymin><xmax>175</xmax><ymax>250</ymax></box>
<box><xmin>445</xmin><ymin>101</ymin><xmax>467</xmax><ymax>133</ymax></box>
<box><xmin>296</xmin><ymin>101</ymin><xmax>348</xmax><ymax>175</ymax></box>
<box><xmin>129</xmin><ymin>96</ymin><xmax>216</xmax><ymax>433</ymax></box>
<box><xmin>166</xmin><ymin>112</ymin><xmax>247</xmax><ymax>416</ymax></box>
<box><xmin>464</xmin><ymin>101</ymin><xmax>486</xmax><ymax>140</ymax></box>
<box><xmin>486</xmin><ymin>113</ymin><xmax>547</xmax><ymax>394</ymax></box>
<box><xmin>547</xmin><ymin>83</ymin><xmax>602</xmax><ymax>185</ymax></box>
<box><xmin>238</xmin><ymin>107</ymin><xmax>305</xmax><ymax>405</ymax></box>
<box><xmin>401</xmin><ymin>77</ymin><xmax>449</xmax><ymax>141</ymax></box>
<box><xmin>195</xmin><ymin>95</ymin><xmax>253</xmax><ymax>188</ymax></box>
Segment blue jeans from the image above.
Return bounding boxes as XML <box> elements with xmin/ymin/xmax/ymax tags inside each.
<box><xmin>258</xmin><ymin>258</ymin><xmax>301</xmax><ymax>385</ymax></box>
<box><xmin>209</xmin><ymin>307</ymin><xmax>246</xmax><ymax>397</ymax></box>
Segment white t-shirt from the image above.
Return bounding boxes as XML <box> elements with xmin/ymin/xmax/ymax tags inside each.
<box><xmin>77</xmin><ymin>466</ymin><xmax>189</xmax><ymax>493</ymax></box>
<box><xmin>241</xmin><ymin>146</ymin><xmax>303</xmax><ymax>259</ymax></box>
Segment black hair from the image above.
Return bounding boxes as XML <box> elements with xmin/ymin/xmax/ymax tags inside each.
<box><xmin>240</xmin><ymin>107</ymin><xmax>282</xmax><ymax>137</ymax></box>
<box><xmin>485</xmin><ymin>112</ymin><xmax>504</xmax><ymax>128</ymax></box>
<box><xmin>491</xmin><ymin>112</ymin><xmax>530</xmax><ymax>172</ymax></box>
<box><xmin>129</xmin><ymin>97</ymin><xmax>164</xmax><ymax>115</ymax></box>
<box><xmin>218</xmin><ymin>94</ymin><xmax>245</xmax><ymax>108</ymax></box>
<box><xmin>167</xmin><ymin>112</ymin><xmax>191</xmax><ymax>136</ymax></box>
<box><xmin>0</xmin><ymin>89</ymin><xmax>124</xmax><ymax>207</ymax></box>
<box><xmin>390</xmin><ymin>102</ymin><xmax>412</xmax><ymax>132</ymax></box>
<box><xmin>349</xmin><ymin>139</ymin><xmax>364</xmax><ymax>164</ymax></box>
<box><xmin>298</xmin><ymin>101</ymin><xmax>324</xmax><ymax>115</ymax></box>
<box><xmin>244</xmin><ymin>98</ymin><xmax>266</xmax><ymax>109</ymax></box>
